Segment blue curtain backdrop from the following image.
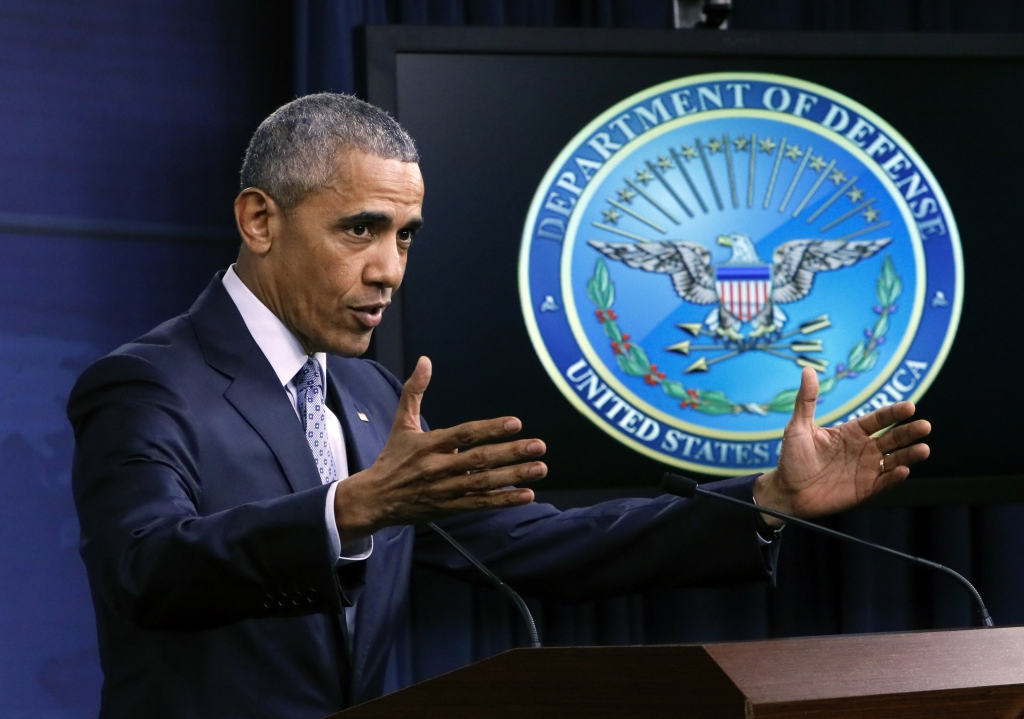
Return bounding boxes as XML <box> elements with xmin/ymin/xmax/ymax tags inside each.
<box><xmin>1</xmin><ymin>1</ymin><xmax>1022</xmax><ymax>717</ymax></box>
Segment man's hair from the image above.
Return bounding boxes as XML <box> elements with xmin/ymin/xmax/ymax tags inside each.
<box><xmin>239</xmin><ymin>93</ymin><xmax>419</xmax><ymax>209</ymax></box>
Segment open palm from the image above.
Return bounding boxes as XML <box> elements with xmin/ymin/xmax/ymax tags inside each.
<box><xmin>757</xmin><ymin>367</ymin><xmax>931</xmax><ymax>519</ymax></box>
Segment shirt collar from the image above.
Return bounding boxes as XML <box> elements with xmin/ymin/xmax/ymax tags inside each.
<box><xmin>222</xmin><ymin>265</ymin><xmax>327</xmax><ymax>387</ymax></box>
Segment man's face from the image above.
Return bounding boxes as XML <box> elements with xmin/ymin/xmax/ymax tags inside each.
<box><xmin>262</xmin><ymin>149</ymin><xmax>424</xmax><ymax>357</ymax></box>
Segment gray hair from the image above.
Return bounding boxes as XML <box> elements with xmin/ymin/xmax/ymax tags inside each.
<box><xmin>239</xmin><ymin>93</ymin><xmax>419</xmax><ymax>209</ymax></box>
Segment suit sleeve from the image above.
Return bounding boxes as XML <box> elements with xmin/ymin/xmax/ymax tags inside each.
<box><xmin>367</xmin><ymin>358</ymin><xmax>777</xmax><ymax>599</ymax></box>
<box><xmin>413</xmin><ymin>477</ymin><xmax>778</xmax><ymax>601</ymax></box>
<box><xmin>68</xmin><ymin>353</ymin><xmax>347</xmax><ymax>632</ymax></box>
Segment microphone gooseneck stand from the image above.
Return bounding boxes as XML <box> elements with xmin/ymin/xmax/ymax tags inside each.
<box><xmin>662</xmin><ymin>472</ymin><xmax>995</xmax><ymax>628</ymax></box>
<box><xmin>428</xmin><ymin>522</ymin><xmax>542</xmax><ymax>648</ymax></box>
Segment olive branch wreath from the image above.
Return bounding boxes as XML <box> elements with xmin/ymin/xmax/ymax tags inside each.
<box><xmin>586</xmin><ymin>255</ymin><xmax>903</xmax><ymax>415</ymax></box>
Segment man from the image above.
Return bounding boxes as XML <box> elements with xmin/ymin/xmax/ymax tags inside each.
<box><xmin>68</xmin><ymin>93</ymin><xmax>930</xmax><ymax>718</ymax></box>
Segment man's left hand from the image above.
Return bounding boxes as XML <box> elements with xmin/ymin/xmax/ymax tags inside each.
<box><xmin>753</xmin><ymin>367</ymin><xmax>931</xmax><ymax>525</ymax></box>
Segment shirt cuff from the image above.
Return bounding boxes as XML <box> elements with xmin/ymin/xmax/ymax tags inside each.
<box><xmin>324</xmin><ymin>480</ymin><xmax>374</xmax><ymax>565</ymax></box>
<box><xmin>751</xmin><ymin>486</ymin><xmax>784</xmax><ymax>544</ymax></box>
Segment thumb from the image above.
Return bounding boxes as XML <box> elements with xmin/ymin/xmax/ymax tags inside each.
<box><xmin>394</xmin><ymin>356</ymin><xmax>431</xmax><ymax>432</ymax></box>
<box><xmin>790</xmin><ymin>366</ymin><xmax>819</xmax><ymax>429</ymax></box>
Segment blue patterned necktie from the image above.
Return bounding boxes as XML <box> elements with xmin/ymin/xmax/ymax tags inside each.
<box><xmin>295</xmin><ymin>357</ymin><xmax>338</xmax><ymax>485</ymax></box>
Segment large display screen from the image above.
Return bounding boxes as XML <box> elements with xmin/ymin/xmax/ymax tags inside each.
<box><xmin>367</xmin><ymin>30</ymin><xmax>1023</xmax><ymax>494</ymax></box>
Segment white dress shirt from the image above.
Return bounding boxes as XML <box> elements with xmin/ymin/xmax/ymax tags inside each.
<box><xmin>222</xmin><ymin>266</ymin><xmax>371</xmax><ymax>638</ymax></box>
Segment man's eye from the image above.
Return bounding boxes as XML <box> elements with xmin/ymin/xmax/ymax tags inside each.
<box><xmin>351</xmin><ymin>225</ymin><xmax>368</xmax><ymax>236</ymax></box>
<box><xmin>397</xmin><ymin>230</ymin><xmax>412</xmax><ymax>241</ymax></box>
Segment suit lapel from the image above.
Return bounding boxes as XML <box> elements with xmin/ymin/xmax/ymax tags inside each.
<box><xmin>325</xmin><ymin>358</ymin><xmax>388</xmax><ymax>473</ymax></box>
<box><xmin>190</xmin><ymin>274</ymin><xmax>323</xmax><ymax>495</ymax></box>
<box><xmin>224</xmin><ymin>351</ymin><xmax>324</xmax><ymax>494</ymax></box>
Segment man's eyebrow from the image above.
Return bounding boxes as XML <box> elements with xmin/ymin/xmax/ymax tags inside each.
<box><xmin>336</xmin><ymin>211</ymin><xmax>392</xmax><ymax>226</ymax></box>
<box><xmin>404</xmin><ymin>217</ymin><xmax>425</xmax><ymax>232</ymax></box>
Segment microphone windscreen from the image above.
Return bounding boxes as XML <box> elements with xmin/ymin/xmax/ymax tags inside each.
<box><xmin>661</xmin><ymin>472</ymin><xmax>699</xmax><ymax>498</ymax></box>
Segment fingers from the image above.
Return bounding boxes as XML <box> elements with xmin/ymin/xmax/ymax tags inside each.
<box><xmin>394</xmin><ymin>356</ymin><xmax>432</xmax><ymax>431</ymax></box>
<box><xmin>875</xmin><ymin>464</ymin><xmax>911</xmax><ymax>494</ymax></box>
<box><xmin>441</xmin><ymin>487</ymin><xmax>537</xmax><ymax>514</ymax></box>
<box><xmin>856</xmin><ymin>400</ymin><xmax>916</xmax><ymax>436</ymax></box>
<box><xmin>876</xmin><ymin>419</ymin><xmax>932</xmax><ymax>454</ymax></box>
<box><xmin>438</xmin><ymin>439</ymin><xmax>546</xmax><ymax>475</ymax></box>
<box><xmin>875</xmin><ymin>441</ymin><xmax>930</xmax><ymax>493</ymax></box>
<box><xmin>789</xmin><ymin>367</ymin><xmax>819</xmax><ymax>428</ymax></box>
<box><xmin>433</xmin><ymin>416</ymin><xmax>524</xmax><ymax>452</ymax></box>
<box><xmin>432</xmin><ymin>460</ymin><xmax>548</xmax><ymax>499</ymax></box>
<box><xmin>881</xmin><ymin>441</ymin><xmax>931</xmax><ymax>471</ymax></box>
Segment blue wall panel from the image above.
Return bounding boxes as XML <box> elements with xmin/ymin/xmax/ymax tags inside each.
<box><xmin>0</xmin><ymin>233</ymin><xmax>236</xmax><ymax>715</ymax></box>
<box><xmin>0</xmin><ymin>1</ymin><xmax>290</xmax><ymax>227</ymax></box>
<box><xmin>0</xmin><ymin>1</ymin><xmax>291</xmax><ymax>714</ymax></box>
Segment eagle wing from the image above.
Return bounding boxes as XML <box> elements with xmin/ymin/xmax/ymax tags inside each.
<box><xmin>588</xmin><ymin>240</ymin><xmax>717</xmax><ymax>305</ymax></box>
<box><xmin>771</xmin><ymin>237</ymin><xmax>893</xmax><ymax>304</ymax></box>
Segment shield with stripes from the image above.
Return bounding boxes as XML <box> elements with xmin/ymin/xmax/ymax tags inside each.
<box><xmin>715</xmin><ymin>265</ymin><xmax>772</xmax><ymax>322</ymax></box>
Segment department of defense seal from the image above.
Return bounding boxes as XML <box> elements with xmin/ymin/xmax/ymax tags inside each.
<box><xmin>519</xmin><ymin>72</ymin><xmax>962</xmax><ymax>476</ymax></box>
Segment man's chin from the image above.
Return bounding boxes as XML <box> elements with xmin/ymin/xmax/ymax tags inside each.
<box><xmin>322</xmin><ymin>330</ymin><xmax>373</xmax><ymax>358</ymax></box>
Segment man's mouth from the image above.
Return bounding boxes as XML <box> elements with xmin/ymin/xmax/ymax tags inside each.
<box><xmin>349</xmin><ymin>301</ymin><xmax>389</xmax><ymax>328</ymax></box>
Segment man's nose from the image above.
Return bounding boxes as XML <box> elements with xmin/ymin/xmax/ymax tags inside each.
<box><xmin>365</xmin><ymin>236</ymin><xmax>405</xmax><ymax>288</ymax></box>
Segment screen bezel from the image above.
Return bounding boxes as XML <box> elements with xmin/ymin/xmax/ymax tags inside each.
<box><xmin>358</xmin><ymin>26</ymin><xmax>1024</xmax><ymax>506</ymax></box>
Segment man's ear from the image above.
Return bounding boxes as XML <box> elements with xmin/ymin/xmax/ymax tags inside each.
<box><xmin>234</xmin><ymin>188</ymin><xmax>279</xmax><ymax>256</ymax></box>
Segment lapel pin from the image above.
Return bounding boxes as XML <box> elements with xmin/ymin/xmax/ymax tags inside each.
<box><xmin>357</xmin><ymin>412</ymin><xmax>369</xmax><ymax>422</ymax></box>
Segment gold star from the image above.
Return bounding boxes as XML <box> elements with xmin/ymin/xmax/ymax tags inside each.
<box><xmin>808</xmin><ymin>155</ymin><xmax>827</xmax><ymax>172</ymax></box>
<box><xmin>617</xmin><ymin>187</ymin><xmax>636</xmax><ymax>204</ymax></box>
<box><xmin>680</xmin><ymin>144</ymin><xmax>698</xmax><ymax>160</ymax></box>
<box><xmin>759</xmin><ymin>137</ymin><xmax>777</xmax><ymax>155</ymax></box>
<box><xmin>829</xmin><ymin>169</ymin><xmax>847</xmax><ymax>185</ymax></box>
<box><xmin>657</xmin><ymin>155</ymin><xmax>673</xmax><ymax>171</ymax></box>
<box><xmin>706</xmin><ymin>137</ymin><xmax>723</xmax><ymax>154</ymax></box>
<box><xmin>602</xmin><ymin>208</ymin><xmax>622</xmax><ymax>224</ymax></box>
<box><xmin>733</xmin><ymin>135</ymin><xmax>749</xmax><ymax>152</ymax></box>
<box><xmin>862</xmin><ymin>207</ymin><xmax>880</xmax><ymax>223</ymax></box>
<box><xmin>847</xmin><ymin>186</ymin><xmax>865</xmax><ymax>203</ymax></box>
<box><xmin>635</xmin><ymin>168</ymin><xmax>654</xmax><ymax>185</ymax></box>
<box><xmin>785</xmin><ymin>144</ymin><xmax>803</xmax><ymax>160</ymax></box>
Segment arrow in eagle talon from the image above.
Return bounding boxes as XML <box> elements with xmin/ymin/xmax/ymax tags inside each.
<box><xmin>684</xmin><ymin>351</ymin><xmax>742</xmax><ymax>373</ymax></box>
<box><xmin>684</xmin><ymin>357</ymin><xmax>709</xmax><ymax>373</ymax></box>
<box><xmin>773</xmin><ymin>315</ymin><xmax>832</xmax><ymax>341</ymax></box>
<box><xmin>675</xmin><ymin>323</ymin><xmax>713</xmax><ymax>338</ymax></box>
<box><xmin>755</xmin><ymin>347</ymin><xmax>829</xmax><ymax>373</ymax></box>
<box><xmin>764</xmin><ymin>339</ymin><xmax>824</xmax><ymax>353</ymax></box>
<box><xmin>798</xmin><ymin>314</ymin><xmax>832</xmax><ymax>335</ymax></box>
<box><xmin>796</xmin><ymin>355</ymin><xmax>829</xmax><ymax>373</ymax></box>
<box><xmin>665</xmin><ymin>341</ymin><xmax>733</xmax><ymax>355</ymax></box>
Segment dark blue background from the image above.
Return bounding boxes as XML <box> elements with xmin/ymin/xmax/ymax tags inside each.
<box><xmin>0</xmin><ymin>2</ymin><xmax>288</xmax><ymax>714</ymax></box>
<box><xmin>2</xmin><ymin>1</ymin><xmax>1023</xmax><ymax>716</ymax></box>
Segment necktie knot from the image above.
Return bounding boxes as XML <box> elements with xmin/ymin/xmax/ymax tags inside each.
<box><xmin>296</xmin><ymin>356</ymin><xmax>324</xmax><ymax>394</ymax></box>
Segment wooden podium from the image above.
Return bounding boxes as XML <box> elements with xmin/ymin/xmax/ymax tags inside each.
<box><xmin>331</xmin><ymin>626</ymin><xmax>1024</xmax><ymax>718</ymax></box>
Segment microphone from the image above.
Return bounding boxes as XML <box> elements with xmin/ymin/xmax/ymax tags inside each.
<box><xmin>427</xmin><ymin>522</ymin><xmax>541</xmax><ymax>648</ymax></box>
<box><xmin>662</xmin><ymin>472</ymin><xmax>995</xmax><ymax>628</ymax></box>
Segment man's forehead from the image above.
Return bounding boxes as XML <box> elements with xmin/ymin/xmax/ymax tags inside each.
<box><xmin>311</xmin><ymin>151</ymin><xmax>423</xmax><ymax>213</ymax></box>
<box><xmin>331</xmin><ymin>148</ymin><xmax>422</xmax><ymax>183</ymax></box>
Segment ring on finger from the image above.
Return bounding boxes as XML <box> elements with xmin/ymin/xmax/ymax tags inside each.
<box><xmin>878</xmin><ymin>455</ymin><xmax>888</xmax><ymax>474</ymax></box>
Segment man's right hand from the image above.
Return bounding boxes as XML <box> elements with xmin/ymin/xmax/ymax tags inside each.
<box><xmin>332</xmin><ymin>356</ymin><xmax>547</xmax><ymax>544</ymax></box>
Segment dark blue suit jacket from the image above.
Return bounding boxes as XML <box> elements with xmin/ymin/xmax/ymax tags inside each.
<box><xmin>68</xmin><ymin>275</ymin><xmax>775</xmax><ymax>719</ymax></box>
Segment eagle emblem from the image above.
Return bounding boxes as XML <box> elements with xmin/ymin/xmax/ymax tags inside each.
<box><xmin>589</xmin><ymin>232</ymin><xmax>891</xmax><ymax>342</ymax></box>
